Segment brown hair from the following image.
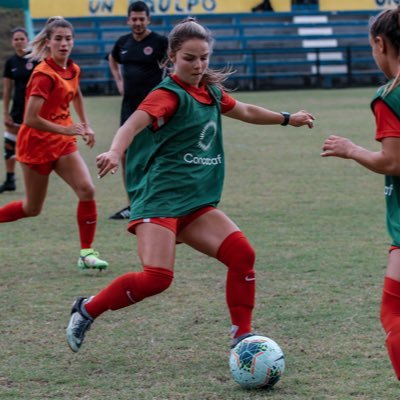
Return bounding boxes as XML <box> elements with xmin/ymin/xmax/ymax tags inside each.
<box><xmin>168</xmin><ymin>17</ymin><xmax>233</xmax><ymax>90</ymax></box>
<box><xmin>370</xmin><ymin>6</ymin><xmax>400</xmax><ymax>95</ymax></box>
<box><xmin>28</xmin><ymin>17</ymin><xmax>73</xmax><ymax>61</ymax></box>
<box><xmin>11</xmin><ymin>27</ymin><xmax>28</xmax><ymax>38</ymax></box>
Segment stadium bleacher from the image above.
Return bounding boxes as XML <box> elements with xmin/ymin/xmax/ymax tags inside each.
<box><xmin>33</xmin><ymin>9</ymin><xmax>384</xmax><ymax>93</ymax></box>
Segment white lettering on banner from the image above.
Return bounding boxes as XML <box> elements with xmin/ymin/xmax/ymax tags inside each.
<box><xmin>375</xmin><ymin>0</ymin><xmax>400</xmax><ymax>7</ymax></box>
<box><xmin>142</xmin><ymin>0</ymin><xmax>217</xmax><ymax>13</ymax></box>
<box><xmin>385</xmin><ymin>184</ymin><xmax>394</xmax><ymax>196</ymax></box>
<box><xmin>89</xmin><ymin>0</ymin><xmax>114</xmax><ymax>15</ymax></box>
<box><xmin>184</xmin><ymin>153</ymin><xmax>222</xmax><ymax>165</ymax></box>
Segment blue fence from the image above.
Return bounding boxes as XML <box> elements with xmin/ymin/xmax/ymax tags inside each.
<box><xmin>33</xmin><ymin>10</ymin><xmax>383</xmax><ymax>93</ymax></box>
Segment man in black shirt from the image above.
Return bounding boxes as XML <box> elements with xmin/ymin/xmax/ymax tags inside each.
<box><xmin>2</xmin><ymin>28</ymin><xmax>37</xmax><ymax>193</ymax></box>
<box><xmin>108</xmin><ymin>1</ymin><xmax>168</xmax><ymax>220</ymax></box>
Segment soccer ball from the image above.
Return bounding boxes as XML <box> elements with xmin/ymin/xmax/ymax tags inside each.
<box><xmin>229</xmin><ymin>335</ymin><xmax>285</xmax><ymax>389</ymax></box>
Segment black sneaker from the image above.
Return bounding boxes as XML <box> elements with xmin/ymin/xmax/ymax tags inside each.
<box><xmin>0</xmin><ymin>180</ymin><xmax>16</xmax><ymax>193</ymax></box>
<box><xmin>66</xmin><ymin>297</ymin><xmax>93</xmax><ymax>352</ymax></box>
<box><xmin>109</xmin><ymin>206</ymin><xmax>130</xmax><ymax>220</ymax></box>
<box><xmin>231</xmin><ymin>333</ymin><xmax>256</xmax><ymax>349</ymax></box>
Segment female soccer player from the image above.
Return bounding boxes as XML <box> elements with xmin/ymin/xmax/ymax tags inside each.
<box><xmin>0</xmin><ymin>18</ymin><xmax>108</xmax><ymax>270</ymax></box>
<box><xmin>321</xmin><ymin>6</ymin><xmax>400</xmax><ymax>380</ymax></box>
<box><xmin>1</xmin><ymin>28</ymin><xmax>37</xmax><ymax>193</ymax></box>
<box><xmin>66</xmin><ymin>17</ymin><xmax>314</xmax><ymax>351</ymax></box>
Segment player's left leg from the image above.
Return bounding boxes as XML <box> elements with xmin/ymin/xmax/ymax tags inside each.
<box><xmin>177</xmin><ymin>208</ymin><xmax>256</xmax><ymax>344</ymax></box>
<box><xmin>381</xmin><ymin>249</ymin><xmax>400</xmax><ymax>380</ymax></box>
<box><xmin>55</xmin><ymin>151</ymin><xmax>108</xmax><ymax>270</ymax></box>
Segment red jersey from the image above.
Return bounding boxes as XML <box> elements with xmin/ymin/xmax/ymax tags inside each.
<box><xmin>137</xmin><ymin>74</ymin><xmax>237</xmax><ymax>130</ymax></box>
<box><xmin>17</xmin><ymin>58</ymin><xmax>79</xmax><ymax>164</ymax></box>
<box><xmin>374</xmin><ymin>99</ymin><xmax>400</xmax><ymax>141</ymax></box>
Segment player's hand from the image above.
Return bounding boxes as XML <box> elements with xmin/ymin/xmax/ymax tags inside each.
<box><xmin>96</xmin><ymin>150</ymin><xmax>121</xmax><ymax>178</ymax></box>
<box><xmin>3</xmin><ymin>113</ymin><xmax>13</xmax><ymax>127</ymax></box>
<box><xmin>116</xmin><ymin>80</ymin><xmax>124</xmax><ymax>96</ymax></box>
<box><xmin>5</xmin><ymin>121</ymin><xmax>20</xmax><ymax>135</ymax></box>
<box><xmin>82</xmin><ymin>124</ymin><xmax>95</xmax><ymax>148</ymax></box>
<box><xmin>289</xmin><ymin>110</ymin><xmax>315</xmax><ymax>128</ymax></box>
<box><xmin>320</xmin><ymin>135</ymin><xmax>355</xmax><ymax>158</ymax></box>
<box><xmin>64</xmin><ymin>123</ymin><xmax>86</xmax><ymax>136</ymax></box>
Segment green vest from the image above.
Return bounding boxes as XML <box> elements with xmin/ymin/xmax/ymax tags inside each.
<box><xmin>372</xmin><ymin>82</ymin><xmax>400</xmax><ymax>245</ymax></box>
<box><xmin>126</xmin><ymin>77</ymin><xmax>224</xmax><ymax>220</ymax></box>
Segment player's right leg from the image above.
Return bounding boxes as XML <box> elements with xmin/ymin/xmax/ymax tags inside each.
<box><xmin>177</xmin><ymin>208</ymin><xmax>256</xmax><ymax>345</ymax></box>
<box><xmin>55</xmin><ymin>151</ymin><xmax>108</xmax><ymax>270</ymax></box>
<box><xmin>381</xmin><ymin>248</ymin><xmax>400</xmax><ymax>380</ymax></box>
<box><xmin>0</xmin><ymin>162</ymin><xmax>49</xmax><ymax>222</ymax></box>
<box><xmin>66</xmin><ymin>222</ymin><xmax>176</xmax><ymax>352</ymax></box>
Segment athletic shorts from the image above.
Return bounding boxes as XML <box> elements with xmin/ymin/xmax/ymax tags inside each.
<box><xmin>23</xmin><ymin>142</ymin><xmax>78</xmax><ymax>176</ymax></box>
<box><xmin>390</xmin><ymin>245</ymin><xmax>400</xmax><ymax>253</ymax></box>
<box><xmin>127</xmin><ymin>205</ymin><xmax>215</xmax><ymax>235</ymax></box>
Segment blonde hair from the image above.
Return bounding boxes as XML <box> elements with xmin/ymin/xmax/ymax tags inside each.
<box><xmin>28</xmin><ymin>16</ymin><xmax>73</xmax><ymax>62</ymax></box>
<box><xmin>370</xmin><ymin>6</ymin><xmax>400</xmax><ymax>95</ymax></box>
<box><xmin>168</xmin><ymin>17</ymin><xmax>233</xmax><ymax>90</ymax></box>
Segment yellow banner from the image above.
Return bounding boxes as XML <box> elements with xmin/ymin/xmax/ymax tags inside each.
<box><xmin>29</xmin><ymin>0</ymin><xmax>398</xmax><ymax>18</ymax></box>
<box><xmin>319</xmin><ymin>0</ymin><xmax>382</xmax><ymax>11</ymax></box>
<box><xmin>30</xmin><ymin>0</ymin><xmax>262</xmax><ymax>18</ymax></box>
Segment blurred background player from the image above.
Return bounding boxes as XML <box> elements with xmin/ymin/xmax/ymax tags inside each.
<box><xmin>1</xmin><ymin>28</ymin><xmax>37</xmax><ymax>193</ymax></box>
<box><xmin>321</xmin><ymin>6</ymin><xmax>400</xmax><ymax>381</ymax></box>
<box><xmin>0</xmin><ymin>18</ymin><xmax>108</xmax><ymax>270</ymax></box>
<box><xmin>108</xmin><ymin>1</ymin><xmax>168</xmax><ymax>220</ymax></box>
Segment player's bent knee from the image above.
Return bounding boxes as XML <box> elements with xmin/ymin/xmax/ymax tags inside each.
<box><xmin>217</xmin><ymin>232</ymin><xmax>256</xmax><ymax>274</ymax></box>
<box><xmin>143</xmin><ymin>266</ymin><xmax>174</xmax><ymax>296</ymax></box>
<box><xmin>229</xmin><ymin>238</ymin><xmax>256</xmax><ymax>273</ymax></box>
<box><xmin>77</xmin><ymin>184</ymin><xmax>95</xmax><ymax>200</ymax></box>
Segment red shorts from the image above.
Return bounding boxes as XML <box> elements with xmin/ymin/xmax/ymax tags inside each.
<box><xmin>390</xmin><ymin>246</ymin><xmax>400</xmax><ymax>253</ymax></box>
<box><xmin>23</xmin><ymin>142</ymin><xmax>78</xmax><ymax>175</ymax></box>
<box><xmin>127</xmin><ymin>206</ymin><xmax>215</xmax><ymax>235</ymax></box>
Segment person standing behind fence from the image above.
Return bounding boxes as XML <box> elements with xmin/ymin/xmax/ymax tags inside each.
<box><xmin>321</xmin><ymin>6</ymin><xmax>400</xmax><ymax>381</ymax></box>
<box><xmin>1</xmin><ymin>28</ymin><xmax>38</xmax><ymax>194</ymax></box>
<box><xmin>0</xmin><ymin>18</ymin><xmax>109</xmax><ymax>270</ymax></box>
<box><xmin>108</xmin><ymin>0</ymin><xmax>168</xmax><ymax>220</ymax></box>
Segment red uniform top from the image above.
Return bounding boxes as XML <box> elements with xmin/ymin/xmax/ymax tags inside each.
<box><xmin>17</xmin><ymin>57</ymin><xmax>79</xmax><ymax>164</ymax></box>
<box><xmin>374</xmin><ymin>99</ymin><xmax>400</xmax><ymax>141</ymax></box>
<box><xmin>137</xmin><ymin>74</ymin><xmax>237</xmax><ymax>130</ymax></box>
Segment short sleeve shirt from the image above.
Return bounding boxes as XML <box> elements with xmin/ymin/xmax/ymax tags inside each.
<box><xmin>3</xmin><ymin>54</ymin><xmax>37</xmax><ymax>123</ymax></box>
<box><xmin>111</xmin><ymin>31</ymin><xmax>168</xmax><ymax>101</ymax></box>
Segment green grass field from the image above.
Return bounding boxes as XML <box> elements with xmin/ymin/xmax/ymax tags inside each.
<box><xmin>1</xmin><ymin>87</ymin><xmax>398</xmax><ymax>399</ymax></box>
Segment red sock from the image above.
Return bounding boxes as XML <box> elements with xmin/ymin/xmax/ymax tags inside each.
<box><xmin>0</xmin><ymin>200</ymin><xmax>26</xmax><ymax>222</ymax></box>
<box><xmin>77</xmin><ymin>200</ymin><xmax>97</xmax><ymax>249</ymax></box>
<box><xmin>217</xmin><ymin>231</ymin><xmax>256</xmax><ymax>339</ymax></box>
<box><xmin>381</xmin><ymin>277</ymin><xmax>400</xmax><ymax>380</ymax></box>
<box><xmin>84</xmin><ymin>266</ymin><xmax>174</xmax><ymax>318</ymax></box>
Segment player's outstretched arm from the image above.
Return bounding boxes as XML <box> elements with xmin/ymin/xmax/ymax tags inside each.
<box><xmin>321</xmin><ymin>135</ymin><xmax>400</xmax><ymax>176</ymax></box>
<box><xmin>223</xmin><ymin>101</ymin><xmax>315</xmax><ymax>128</ymax></box>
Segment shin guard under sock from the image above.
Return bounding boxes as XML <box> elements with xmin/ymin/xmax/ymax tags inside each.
<box><xmin>381</xmin><ymin>277</ymin><xmax>400</xmax><ymax>380</ymax></box>
<box><xmin>217</xmin><ymin>231</ymin><xmax>256</xmax><ymax>339</ymax></box>
<box><xmin>77</xmin><ymin>200</ymin><xmax>97</xmax><ymax>249</ymax></box>
<box><xmin>0</xmin><ymin>200</ymin><xmax>26</xmax><ymax>222</ymax></box>
<box><xmin>85</xmin><ymin>266</ymin><xmax>174</xmax><ymax>318</ymax></box>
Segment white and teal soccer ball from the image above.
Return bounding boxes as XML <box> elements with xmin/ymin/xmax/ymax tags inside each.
<box><xmin>229</xmin><ymin>335</ymin><xmax>285</xmax><ymax>389</ymax></box>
